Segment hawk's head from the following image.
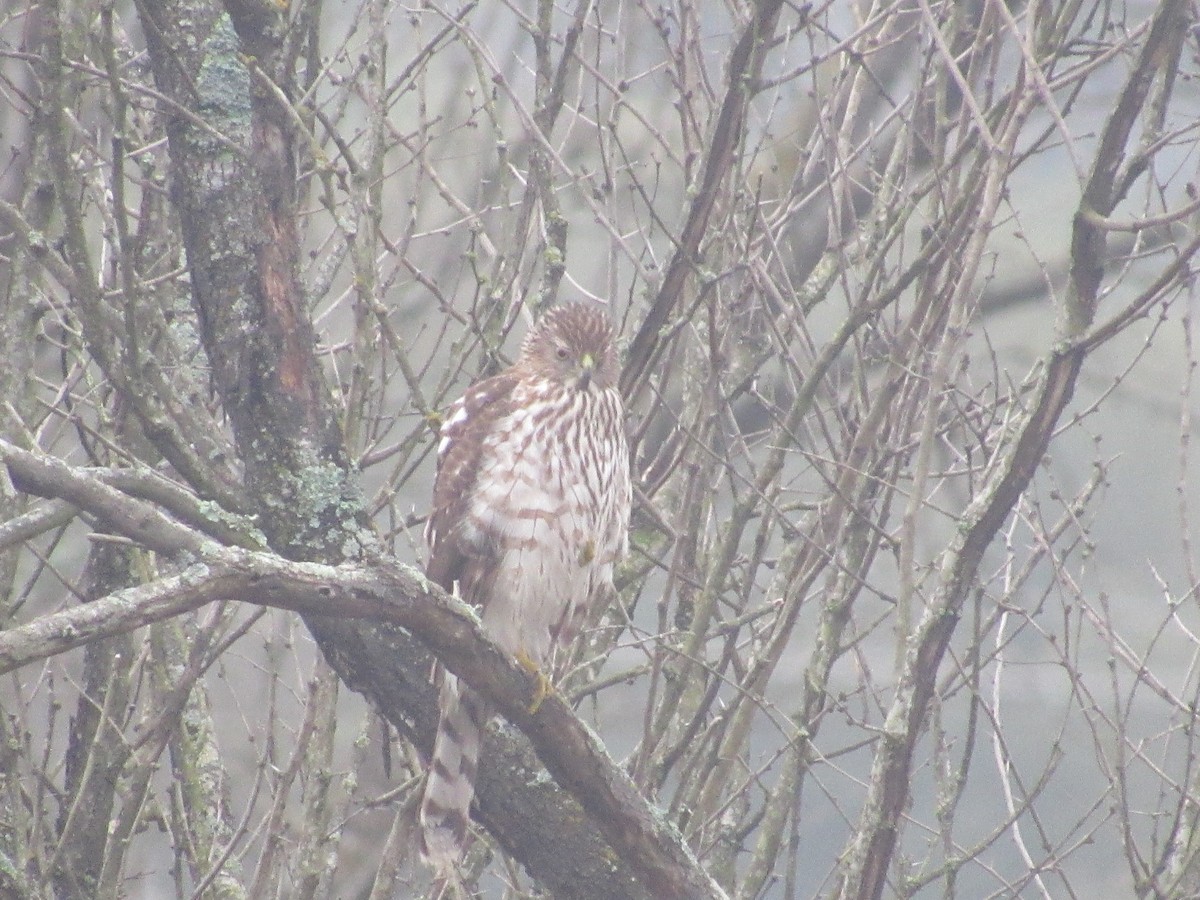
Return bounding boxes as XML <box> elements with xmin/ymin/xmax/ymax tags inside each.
<box><xmin>519</xmin><ymin>304</ymin><xmax>619</xmax><ymax>392</ymax></box>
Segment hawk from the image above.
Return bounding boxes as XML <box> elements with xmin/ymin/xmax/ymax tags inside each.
<box><xmin>419</xmin><ymin>303</ymin><xmax>631</xmax><ymax>870</ymax></box>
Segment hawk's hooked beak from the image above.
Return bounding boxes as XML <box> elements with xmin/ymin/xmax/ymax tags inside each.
<box><xmin>576</xmin><ymin>352</ymin><xmax>595</xmax><ymax>390</ymax></box>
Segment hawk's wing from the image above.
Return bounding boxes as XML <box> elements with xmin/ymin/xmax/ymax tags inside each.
<box><xmin>425</xmin><ymin>370</ymin><xmax>520</xmax><ymax>595</ymax></box>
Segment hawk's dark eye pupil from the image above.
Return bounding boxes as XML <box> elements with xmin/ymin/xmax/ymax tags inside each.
<box><xmin>556</xmin><ymin>347</ymin><xmax>569</xmax><ymax>360</ymax></box>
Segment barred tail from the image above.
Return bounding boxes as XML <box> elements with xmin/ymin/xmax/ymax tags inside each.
<box><xmin>419</xmin><ymin>674</ymin><xmax>487</xmax><ymax>870</ymax></box>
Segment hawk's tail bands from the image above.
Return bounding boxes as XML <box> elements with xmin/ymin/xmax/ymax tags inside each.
<box><xmin>419</xmin><ymin>674</ymin><xmax>487</xmax><ymax>871</ymax></box>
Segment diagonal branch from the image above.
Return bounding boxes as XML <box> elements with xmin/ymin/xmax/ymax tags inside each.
<box><xmin>836</xmin><ymin>2</ymin><xmax>1192</xmax><ymax>897</ymax></box>
<box><xmin>0</xmin><ymin>442</ymin><xmax>726</xmax><ymax>900</ymax></box>
<box><xmin>620</xmin><ymin>0</ymin><xmax>786</xmax><ymax>399</ymax></box>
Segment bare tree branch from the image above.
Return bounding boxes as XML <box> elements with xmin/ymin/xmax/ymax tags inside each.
<box><xmin>620</xmin><ymin>0</ymin><xmax>787</xmax><ymax>399</ymax></box>
<box><xmin>837</xmin><ymin>2</ymin><xmax>1195</xmax><ymax>897</ymax></box>
<box><xmin>0</xmin><ymin>441</ymin><xmax>726</xmax><ymax>899</ymax></box>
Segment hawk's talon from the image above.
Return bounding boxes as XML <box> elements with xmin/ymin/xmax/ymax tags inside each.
<box><xmin>516</xmin><ymin>649</ymin><xmax>553</xmax><ymax>714</ymax></box>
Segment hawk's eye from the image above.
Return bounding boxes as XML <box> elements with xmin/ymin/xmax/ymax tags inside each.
<box><xmin>555</xmin><ymin>346</ymin><xmax>570</xmax><ymax>360</ymax></box>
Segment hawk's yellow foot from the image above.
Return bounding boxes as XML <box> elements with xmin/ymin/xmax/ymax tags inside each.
<box><xmin>516</xmin><ymin>649</ymin><xmax>553</xmax><ymax>714</ymax></box>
